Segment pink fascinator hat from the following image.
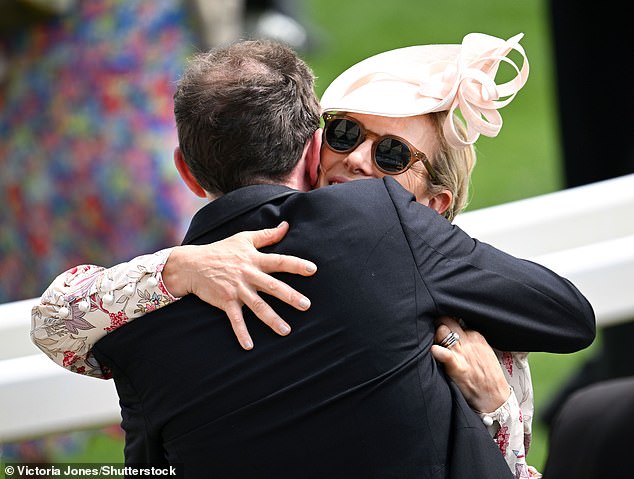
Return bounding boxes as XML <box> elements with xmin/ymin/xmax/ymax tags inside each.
<box><xmin>320</xmin><ymin>32</ymin><xmax>529</xmax><ymax>148</ymax></box>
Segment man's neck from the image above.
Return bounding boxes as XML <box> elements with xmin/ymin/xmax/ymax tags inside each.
<box><xmin>282</xmin><ymin>156</ymin><xmax>312</xmax><ymax>192</ymax></box>
<box><xmin>203</xmin><ymin>179</ymin><xmax>308</xmax><ymax>203</ymax></box>
<box><xmin>204</xmin><ymin>161</ymin><xmax>311</xmax><ymax>203</ymax></box>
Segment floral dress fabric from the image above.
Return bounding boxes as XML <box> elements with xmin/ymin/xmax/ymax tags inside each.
<box><xmin>32</xmin><ymin>251</ymin><xmax>541</xmax><ymax>477</ymax></box>
<box><xmin>488</xmin><ymin>350</ymin><xmax>542</xmax><ymax>478</ymax></box>
<box><xmin>31</xmin><ymin>248</ymin><xmax>178</xmax><ymax>378</ymax></box>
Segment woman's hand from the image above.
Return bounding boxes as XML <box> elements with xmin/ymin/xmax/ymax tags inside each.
<box><xmin>431</xmin><ymin>317</ymin><xmax>510</xmax><ymax>413</ymax></box>
<box><xmin>162</xmin><ymin>221</ymin><xmax>317</xmax><ymax>350</ymax></box>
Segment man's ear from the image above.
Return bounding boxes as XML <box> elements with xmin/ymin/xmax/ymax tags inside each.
<box><xmin>427</xmin><ymin>189</ymin><xmax>453</xmax><ymax>216</ymax></box>
<box><xmin>173</xmin><ymin>147</ymin><xmax>207</xmax><ymax>198</ymax></box>
<box><xmin>307</xmin><ymin>128</ymin><xmax>323</xmax><ymax>187</ymax></box>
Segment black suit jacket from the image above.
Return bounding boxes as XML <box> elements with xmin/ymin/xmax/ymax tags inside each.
<box><xmin>94</xmin><ymin>178</ymin><xmax>595</xmax><ymax>478</ymax></box>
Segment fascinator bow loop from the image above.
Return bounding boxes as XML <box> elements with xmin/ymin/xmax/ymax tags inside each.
<box><xmin>436</xmin><ymin>33</ymin><xmax>530</xmax><ymax>147</ymax></box>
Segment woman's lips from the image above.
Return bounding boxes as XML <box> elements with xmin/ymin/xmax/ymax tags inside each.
<box><xmin>327</xmin><ymin>176</ymin><xmax>351</xmax><ymax>185</ymax></box>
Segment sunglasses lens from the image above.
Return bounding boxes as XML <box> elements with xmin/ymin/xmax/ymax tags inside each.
<box><xmin>325</xmin><ymin>118</ymin><xmax>361</xmax><ymax>152</ymax></box>
<box><xmin>375</xmin><ymin>138</ymin><xmax>412</xmax><ymax>173</ymax></box>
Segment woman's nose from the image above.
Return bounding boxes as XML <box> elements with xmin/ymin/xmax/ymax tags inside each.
<box><xmin>343</xmin><ymin>139</ymin><xmax>376</xmax><ymax>176</ymax></box>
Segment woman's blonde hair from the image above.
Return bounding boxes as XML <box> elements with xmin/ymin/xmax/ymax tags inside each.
<box><xmin>425</xmin><ymin>111</ymin><xmax>477</xmax><ymax>222</ymax></box>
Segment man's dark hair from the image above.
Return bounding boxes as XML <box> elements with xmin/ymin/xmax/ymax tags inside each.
<box><xmin>174</xmin><ymin>40</ymin><xmax>321</xmax><ymax>195</ymax></box>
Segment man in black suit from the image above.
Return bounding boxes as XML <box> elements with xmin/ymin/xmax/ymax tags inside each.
<box><xmin>93</xmin><ymin>39</ymin><xmax>594</xmax><ymax>478</ymax></box>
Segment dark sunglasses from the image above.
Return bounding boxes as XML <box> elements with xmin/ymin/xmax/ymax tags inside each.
<box><xmin>322</xmin><ymin>113</ymin><xmax>437</xmax><ymax>181</ymax></box>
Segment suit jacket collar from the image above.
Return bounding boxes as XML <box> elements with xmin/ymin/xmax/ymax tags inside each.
<box><xmin>182</xmin><ymin>184</ymin><xmax>296</xmax><ymax>245</ymax></box>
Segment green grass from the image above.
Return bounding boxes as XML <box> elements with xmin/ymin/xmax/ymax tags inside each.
<box><xmin>2</xmin><ymin>0</ymin><xmax>592</xmax><ymax>472</ymax></box>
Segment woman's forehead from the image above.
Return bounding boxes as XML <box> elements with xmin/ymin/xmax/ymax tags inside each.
<box><xmin>346</xmin><ymin>112</ymin><xmax>429</xmax><ymax>132</ymax></box>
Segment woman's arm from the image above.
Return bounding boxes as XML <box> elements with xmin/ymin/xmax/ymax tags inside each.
<box><xmin>31</xmin><ymin>248</ymin><xmax>177</xmax><ymax>378</ymax></box>
<box><xmin>31</xmin><ymin>222</ymin><xmax>317</xmax><ymax>378</ymax></box>
<box><xmin>432</xmin><ymin>318</ymin><xmax>541</xmax><ymax>478</ymax></box>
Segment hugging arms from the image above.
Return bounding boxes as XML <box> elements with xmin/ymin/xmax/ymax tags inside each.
<box><xmin>32</xmin><ymin>211</ymin><xmax>587</xmax><ymax>476</ymax></box>
<box><xmin>31</xmin><ymin>34</ymin><xmax>594</xmax><ymax>477</ymax></box>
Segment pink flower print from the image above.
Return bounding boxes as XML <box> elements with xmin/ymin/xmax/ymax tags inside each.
<box><xmin>63</xmin><ymin>351</ymin><xmax>78</xmax><ymax>367</ymax></box>
<box><xmin>105</xmin><ymin>311</ymin><xmax>128</xmax><ymax>332</ymax></box>
<box><xmin>502</xmin><ymin>351</ymin><xmax>513</xmax><ymax>376</ymax></box>
<box><xmin>496</xmin><ymin>425</ymin><xmax>510</xmax><ymax>456</ymax></box>
<box><xmin>159</xmin><ymin>281</ymin><xmax>170</xmax><ymax>297</ymax></box>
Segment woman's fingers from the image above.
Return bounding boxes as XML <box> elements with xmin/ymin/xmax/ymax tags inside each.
<box><xmin>435</xmin><ymin>323</ymin><xmax>453</xmax><ymax>344</ymax></box>
<box><xmin>241</xmin><ymin>222</ymin><xmax>318</xmax><ymax>277</ymax></box>
<box><xmin>257</xmin><ymin>252</ymin><xmax>317</xmax><ymax>276</ymax></box>
<box><xmin>431</xmin><ymin>344</ymin><xmax>453</xmax><ymax>364</ymax></box>
<box><xmin>435</xmin><ymin>317</ymin><xmax>463</xmax><ymax>337</ymax></box>
<box><xmin>203</xmin><ymin>268</ymin><xmax>308</xmax><ymax>348</ymax></box>
<box><xmin>241</xmin><ymin>289</ymin><xmax>292</xmax><ymax>338</ymax></box>
<box><xmin>247</xmin><ymin>270</ymin><xmax>311</xmax><ymax>311</ymax></box>
<box><xmin>223</xmin><ymin>291</ymin><xmax>293</xmax><ymax>350</ymax></box>
<box><xmin>434</xmin><ymin>319</ymin><xmax>463</xmax><ymax>355</ymax></box>
<box><xmin>224</xmin><ymin>302</ymin><xmax>254</xmax><ymax>351</ymax></box>
<box><xmin>170</xmin><ymin>223</ymin><xmax>317</xmax><ymax>349</ymax></box>
<box><xmin>245</xmin><ymin>221</ymin><xmax>290</xmax><ymax>248</ymax></box>
<box><xmin>432</xmin><ymin>317</ymin><xmax>511</xmax><ymax>412</ymax></box>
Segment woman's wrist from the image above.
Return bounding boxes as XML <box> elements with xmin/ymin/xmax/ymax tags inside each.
<box><xmin>473</xmin><ymin>382</ymin><xmax>513</xmax><ymax>416</ymax></box>
<box><xmin>476</xmin><ymin>386</ymin><xmax>514</xmax><ymax>425</ymax></box>
<box><xmin>161</xmin><ymin>246</ymin><xmax>193</xmax><ymax>298</ymax></box>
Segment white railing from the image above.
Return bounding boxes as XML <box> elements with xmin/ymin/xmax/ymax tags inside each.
<box><xmin>454</xmin><ymin>173</ymin><xmax>634</xmax><ymax>327</ymax></box>
<box><xmin>0</xmin><ymin>301</ymin><xmax>120</xmax><ymax>443</ymax></box>
<box><xmin>2</xmin><ymin>173</ymin><xmax>633</xmax><ymax>443</ymax></box>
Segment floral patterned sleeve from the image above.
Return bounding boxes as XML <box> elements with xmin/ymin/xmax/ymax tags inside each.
<box><xmin>30</xmin><ymin>248</ymin><xmax>180</xmax><ymax>379</ymax></box>
<box><xmin>479</xmin><ymin>351</ymin><xmax>541</xmax><ymax>479</ymax></box>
